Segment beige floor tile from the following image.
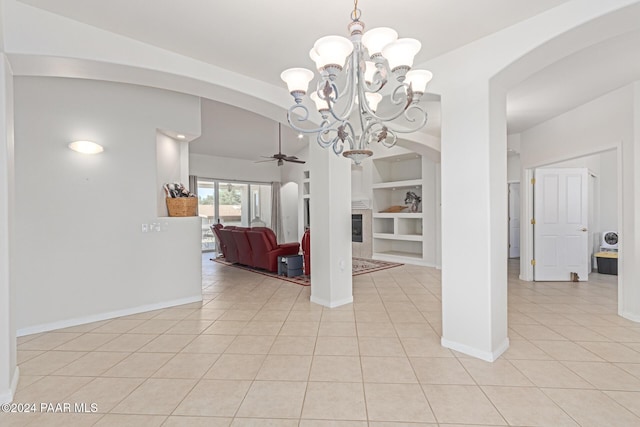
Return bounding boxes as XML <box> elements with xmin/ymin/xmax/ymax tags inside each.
<box><xmin>511</xmin><ymin>359</ymin><xmax>593</xmax><ymax>388</ymax></box>
<box><xmin>549</xmin><ymin>325</ymin><xmax>609</xmax><ymax>341</ymax></box>
<box><xmin>96</xmin><ymin>333</ymin><xmax>157</xmax><ymax>352</ymax></box>
<box><xmin>112</xmin><ymin>378</ymin><xmax>196</xmax><ymax>415</ymax></box>
<box><xmin>18</xmin><ymin>332</ymin><xmax>82</xmax><ymax>351</ymax></box>
<box><xmin>483</xmin><ymin>385</ymin><xmax>579</xmax><ymax>426</ymax></box>
<box><xmin>577</xmin><ymin>341</ymin><xmax>640</xmax><ymax>363</ymax></box>
<box><xmin>616</xmin><ymin>362</ymin><xmax>640</xmax><ymax>378</ymax></box>
<box><xmin>355</xmin><ymin>311</ymin><xmax>390</xmax><ymax>322</ymax></box>
<box><xmin>356</xmin><ymin>322</ymin><xmax>397</xmax><ymax>337</ymax></box>
<box><xmin>14</xmin><ymin>376</ymin><xmax>93</xmax><ymax>403</ymax></box>
<box><xmin>422</xmin><ymin>384</ymin><xmax>506</xmax><ymax>425</ymax></box>
<box><xmin>92</xmin><ymin>414</ymin><xmax>166</xmax><ymax>426</ymax></box>
<box><xmin>410</xmin><ymin>357</ymin><xmax>474</xmax><ymax>385</ymax></box>
<box><xmin>318</xmin><ymin>321</ymin><xmax>357</xmax><ymax>337</ymax></box>
<box><xmin>393</xmin><ymin>323</ymin><xmax>433</xmax><ymax>338</ymax></box>
<box><xmin>315</xmin><ymin>336</ymin><xmax>359</xmax><ymax>356</ymax></box>
<box><xmin>279</xmin><ymin>321</ymin><xmax>319</xmax><ymax>336</ymax></box>
<box><xmin>55</xmin><ymin>333</ymin><xmax>121</xmax><ymax>351</ymax></box>
<box><xmin>365</xmin><ymin>383</ymin><xmax>435</xmax><ymax>423</ymax></box>
<box><xmin>459</xmin><ymin>358</ymin><xmax>533</xmax><ymax>386</ymax></box>
<box><xmin>0</xmin><ymin>412</ymin><xmax>35</xmax><ymax>427</ymax></box>
<box><xmin>510</xmin><ymin>324</ymin><xmax>567</xmax><ymax>341</ymax></box>
<box><xmin>302</xmin><ymin>382</ymin><xmax>367</xmax><ymax>420</ymax></box>
<box><xmin>218</xmin><ymin>310</ymin><xmax>258</xmax><ymax>321</ymax></box>
<box><xmin>181</xmin><ymin>334</ymin><xmax>235</xmax><ymax>353</ymax></box>
<box><xmin>236</xmin><ymin>380</ymin><xmax>307</xmax><ymax>419</ymax></box>
<box><xmin>152</xmin><ymin>353</ymin><xmax>220</xmax><ymax>379</ymax></box>
<box><xmin>102</xmin><ymin>353</ymin><xmax>173</xmax><ymax>378</ymax></box>
<box><xmin>563</xmin><ymin>361</ymin><xmax>640</xmax><ymax>391</ymax></box>
<box><xmin>18</xmin><ymin>350</ymin><xmax>86</xmax><ymax>375</ymax></box>
<box><xmin>186</xmin><ymin>309</ymin><xmax>227</xmax><ymax>321</ymax></box>
<box><xmin>256</xmin><ymin>355</ymin><xmax>312</xmax><ymax>381</ymax></box>
<box><xmin>66</xmin><ymin>377</ymin><xmax>144</xmax><ymax>413</ymax></box>
<box><xmin>164</xmin><ymin>320</ymin><xmax>214</xmax><ymax>335</ymax></box>
<box><xmin>16</xmin><ymin>350</ymin><xmax>44</xmax><ymax>364</ymax></box>
<box><xmin>163</xmin><ymin>416</ymin><xmax>231</xmax><ymax>426</ymax></box>
<box><xmin>174</xmin><ymin>379</ymin><xmax>251</xmax><ymax>416</ymax></box>
<box><xmin>287</xmin><ymin>311</ymin><xmax>323</xmax><ymax>322</ymax></box>
<box><xmin>252</xmin><ymin>310</ymin><xmax>290</xmax><ymax>321</ymax></box>
<box><xmin>366</xmin><ymin>422</ymin><xmax>434</xmax><ymax>427</ymax></box>
<box><xmin>400</xmin><ymin>336</ymin><xmax>454</xmax><ymax>358</ymax></box>
<box><xmin>225</xmin><ymin>335</ymin><xmax>275</xmax><ymax>354</ymax></box>
<box><xmin>239</xmin><ymin>321</ymin><xmax>284</xmax><ymax>335</ymax></box>
<box><xmin>14</xmin><ymin>375</ymin><xmax>42</xmax><ymax>389</ymax></box>
<box><xmin>232</xmin><ymin>419</ymin><xmax>298</xmax><ymax>426</ymax></box>
<box><xmin>604</xmin><ymin>390</ymin><xmax>640</xmax><ymax>417</ymax></box>
<box><xmin>502</xmin><ymin>339</ymin><xmax>553</xmax><ymax>360</ymax></box>
<box><xmin>204</xmin><ymin>354</ymin><xmax>266</xmax><ymax>380</ymax></box>
<box><xmin>543</xmin><ymin>388</ymin><xmax>640</xmax><ymax>427</ymax></box>
<box><xmin>137</xmin><ymin>334</ymin><xmax>197</xmax><ymax>353</ymax></box>
<box><xmin>309</xmin><ymin>355</ymin><xmax>362</xmax><ymax>382</ymax></box>
<box><xmin>362</xmin><ymin>356</ymin><xmax>417</xmax><ymax>383</ymax></box>
<box><xmin>358</xmin><ymin>337</ymin><xmax>405</xmax><ymax>356</ymax></box>
<box><xmin>321</xmin><ymin>310</ymin><xmax>355</xmax><ymax>322</ymax></box>
<box><xmin>202</xmin><ymin>320</ymin><xmax>249</xmax><ymax>335</ymax></box>
<box><xmin>531</xmin><ymin>340</ymin><xmax>603</xmax><ymax>361</ymax></box>
<box><xmin>269</xmin><ymin>336</ymin><xmax>317</xmax><ymax>355</ymax></box>
<box><xmin>53</xmin><ymin>351</ymin><xmax>130</xmax><ymax>376</ymax></box>
<box><xmin>21</xmin><ymin>412</ymin><xmax>103</xmax><ymax>426</ymax></box>
<box><xmin>127</xmin><ymin>319</ymin><xmax>178</xmax><ymax>334</ymax></box>
<box><xmin>90</xmin><ymin>319</ymin><xmax>146</xmax><ymax>334</ymax></box>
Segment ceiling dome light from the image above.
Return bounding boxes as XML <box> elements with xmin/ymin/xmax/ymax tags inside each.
<box><xmin>68</xmin><ymin>140</ymin><xmax>104</xmax><ymax>154</ymax></box>
<box><xmin>176</xmin><ymin>134</ymin><xmax>186</xmax><ymax>140</ymax></box>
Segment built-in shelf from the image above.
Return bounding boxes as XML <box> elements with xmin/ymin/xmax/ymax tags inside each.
<box><xmin>372</xmin><ymin>153</ymin><xmax>425</xmax><ymax>264</ymax></box>
<box><xmin>371</xmin><ymin>179</ymin><xmax>422</xmax><ymax>190</ymax></box>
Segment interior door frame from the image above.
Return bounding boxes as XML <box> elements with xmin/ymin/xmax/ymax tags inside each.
<box><xmin>507</xmin><ymin>180</ymin><xmax>521</xmax><ymax>259</ymax></box>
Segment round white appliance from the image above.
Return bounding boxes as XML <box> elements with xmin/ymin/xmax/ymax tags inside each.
<box><xmin>601</xmin><ymin>231</ymin><xmax>619</xmax><ymax>250</ymax></box>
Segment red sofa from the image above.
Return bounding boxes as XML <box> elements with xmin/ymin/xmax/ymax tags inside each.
<box><xmin>211</xmin><ymin>225</ymin><xmax>300</xmax><ymax>273</ymax></box>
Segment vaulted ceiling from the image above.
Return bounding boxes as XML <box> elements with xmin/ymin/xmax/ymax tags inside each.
<box><xmin>17</xmin><ymin>0</ymin><xmax>640</xmax><ymax>159</ymax></box>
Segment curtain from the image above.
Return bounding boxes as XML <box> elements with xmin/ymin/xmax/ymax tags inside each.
<box><xmin>188</xmin><ymin>175</ymin><xmax>198</xmax><ymax>215</ymax></box>
<box><xmin>271</xmin><ymin>182</ymin><xmax>284</xmax><ymax>242</ymax></box>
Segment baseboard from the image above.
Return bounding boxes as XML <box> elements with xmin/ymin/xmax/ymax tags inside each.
<box><xmin>621</xmin><ymin>311</ymin><xmax>640</xmax><ymax>323</ymax></box>
<box><xmin>441</xmin><ymin>337</ymin><xmax>510</xmax><ymax>362</ymax></box>
<box><xmin>17</xmin><ymin>295</ymin><xmax>203</xmax><ymax>337</ymax></box>
<box><xmin>310</xmin><ymin>295</ymin><xmax>353</xmax><ymax>308</ymax></box>
<box><xmin>0</xmin><ymin>366</ymin><xmax>19</xmax><ymax>404</ymax></box>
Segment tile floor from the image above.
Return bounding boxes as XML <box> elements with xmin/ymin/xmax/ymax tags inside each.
<box><xmin>2</xmin><ymin>255</ymin><xmax>640</xmax><ymax>426</ymax></box>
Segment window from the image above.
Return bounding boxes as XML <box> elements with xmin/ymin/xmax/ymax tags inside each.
<box><xmin>197</xmin><ymin>179</ymin><xmax>272</xmax><ymax>252</ymax></box>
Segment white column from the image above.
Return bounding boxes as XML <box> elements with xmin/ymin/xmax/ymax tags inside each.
<box><xmin>620</xmin><ymin>82</ymin><xmax>640</xmax><ymax>322</ymax></box>
<box><xmin>440</xmin><ymin>82</ymin><xmax>509</xmax><ymax>361</ymax></box>
<box><xmin>0</xmin><ymin>54</ymin><xmax>17</xmax><ymax>403</ymax></box>
<box><xmin>309</xmin><ymin>140</ymin><xmax>353</xmax><ymax>308</ymax></box>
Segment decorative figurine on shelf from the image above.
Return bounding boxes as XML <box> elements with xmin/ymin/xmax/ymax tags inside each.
<box><xmin>405</xmin><ymin>191</ymin><xmax>422</xmax><ymax>213</ymax></box>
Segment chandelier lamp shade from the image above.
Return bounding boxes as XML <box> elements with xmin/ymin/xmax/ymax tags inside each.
<box><xmin>280</xmin><ymin>0</ymin><xmax>433</xmax><ymax>165</ymax></box>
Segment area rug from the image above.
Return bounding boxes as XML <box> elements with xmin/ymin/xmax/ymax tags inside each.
<box><xmin>211</xmin><ymin>257</ymin><xmax>402</xmax><ymax>286</ymax></box>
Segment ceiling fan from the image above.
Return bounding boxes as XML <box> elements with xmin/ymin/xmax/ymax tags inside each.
<box><xmin>256</xmin><ymin>123</ymin><xmax>306</xmax><ymax>166</ymax></box>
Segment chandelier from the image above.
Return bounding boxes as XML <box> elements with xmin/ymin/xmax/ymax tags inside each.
<box><xmin>280</xmin><ymin>0</ymin><xmax>433</xmax><ymax>165</ymax></box>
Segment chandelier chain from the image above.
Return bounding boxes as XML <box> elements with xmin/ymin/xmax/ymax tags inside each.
<box><xmin>351</xmin><ymin>0</ymin><xmax>361</xmax><ymax>21</ymax></box>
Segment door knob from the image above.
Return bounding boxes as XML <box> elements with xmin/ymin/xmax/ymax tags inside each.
<box><xmin>580</xmin><ymin>227</ymin><xmax>587</xmax><ymax>232</ymax></box>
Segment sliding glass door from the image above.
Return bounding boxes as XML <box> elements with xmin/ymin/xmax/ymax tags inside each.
<box><xmin>197</xmin><ymin>179</ymin><xmax>272</xmax><ymax>252</ymax></box>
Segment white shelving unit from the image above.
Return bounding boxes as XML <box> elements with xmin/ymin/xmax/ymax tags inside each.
<box><xmin>302</xmin><ymin>170</ymin><xmax>310</xmax><ymax>229</ymax></box>
<box><xmin>371</xmin><ymin>153</ymin><xmax>426</xmax><ymax>264</ymax></box>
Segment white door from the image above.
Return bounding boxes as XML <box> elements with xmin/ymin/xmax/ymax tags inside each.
<box><xmin>534</xmin><ymin>168</ymin><xmax>589</xmax><ymax>281</ymax></box>
<box><xmin>509</xmin><ymin>183</ymin><xmax>521</xmax><ymax>258</ymax></box>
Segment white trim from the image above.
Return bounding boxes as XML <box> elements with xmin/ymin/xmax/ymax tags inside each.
<box><xmin>0</xmin><ymin>367</ymin><xmax>19</xmax><ymax>404</ymax></box>
<box><xmin>621</xmin><ymin>311</ymin><xmax>640</xmax><ymax>323</ymax></box>
<box><xmin>310</xmin><ymin>295</ymin><xmax>353</xmax><ymax>308</ymax></box>
<box><xmin>17</xmin><ymin>295</ymin><xmax>202</xmax><ymax>337</ymax></box>
<box><xmin>441</xmin><ymin>337</ymin><xmax>510</xmax><ymax>362</ymax></box>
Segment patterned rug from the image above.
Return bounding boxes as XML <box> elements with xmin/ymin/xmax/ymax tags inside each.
<box><xmin>211</xmin><ymin>257</ymin><xmax>403</xmax><ymax>286</ymax></box>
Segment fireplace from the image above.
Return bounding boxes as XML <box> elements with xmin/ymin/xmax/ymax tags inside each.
<box><xmin>352</xmin><ymin>214</ymin><xmax>363</xmax><ymax>243</ymax></box>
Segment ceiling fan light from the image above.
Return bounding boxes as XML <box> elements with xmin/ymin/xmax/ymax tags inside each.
<box><xmin>362</xmin><ymin>27</ymin><xmax>398</xmax><ymax>58</ymax></box>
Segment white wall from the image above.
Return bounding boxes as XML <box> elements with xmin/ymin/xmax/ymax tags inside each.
<box><xmin>13</xmin><ymin>77</ymin><xmax>203</xmax><ymax>333</ymax></box>
<box><xmin>189</xmin><ymin>153</ymin><xmax>282</xmax><ymax>183</ymax></box>
<box><xmin>519</xmin><ymin>83</ymin><xmax>638</xmax><ymax>321</ymax></box>
<box><xmin>0</xmin><ymin>54</ymin><xmax>17</xmax><ymax>404</ymax></box>
<box><xmin>507</xmin><ymin>154</ymin><xmax>521</xmax><ymax>182</ymax></box>
<box><xmin>156</xmin><ymin>132</ymin><xmax>185</xmax><ymax>216</ymax></box>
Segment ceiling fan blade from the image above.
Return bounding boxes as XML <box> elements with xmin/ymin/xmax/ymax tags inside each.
<box><xmin>254</xmin><ymin>158</ymin><xmax>276</xmax><ymax>163</ymax></box>
<box><xmin>283</xmin><ymin>156</ymin><xmax>299</xmax><ymax>160</ymax></box>
<box><xmin>284</xmin><ymin>158</ymin><xmax>306</xmax><ymax>164</ymax></box>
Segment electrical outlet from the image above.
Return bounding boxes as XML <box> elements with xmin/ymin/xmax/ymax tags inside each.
<box><xmin>141</xmin><ymin>223</ymin><xmax>149</xmax><ymax>233</ymax></box>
